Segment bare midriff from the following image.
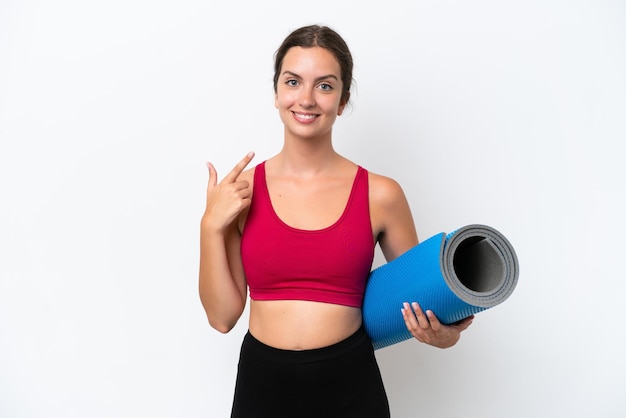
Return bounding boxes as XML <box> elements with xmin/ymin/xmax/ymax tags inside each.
<box><xmin>248</xmin><ymin>299</ymin><xmax>363</xmax><ymax>350</ymax></box>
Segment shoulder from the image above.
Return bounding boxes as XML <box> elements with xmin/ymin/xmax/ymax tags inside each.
<box><xmin>366</xmin><ymin>170</ymin><xmax>408</xmax><ymax>209</ymax></box>
<box><xmin>366</xmin><ymin>169</ymin><xmax>418</xmax><ymax>258</ymax></box>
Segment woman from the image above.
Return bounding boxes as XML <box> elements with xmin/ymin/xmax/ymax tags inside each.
<box><xmin>199</xmin><ymin>25</ymin><xmax>473</xmax><ymax>418</ymax></box>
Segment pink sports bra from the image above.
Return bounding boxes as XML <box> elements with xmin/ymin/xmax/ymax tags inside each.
<box><xmin>241</xmin><ymin>161</ymin><xmax>375</xmax><ymax>308</ymax></box>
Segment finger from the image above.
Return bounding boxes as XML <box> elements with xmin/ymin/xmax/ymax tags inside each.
<box><xmin>229</xmin><ymin>182</ymin><xmax>252</xmax><ymax>203</ymax></box>
<box><xmin>425</xmin><ymin>310</ymin><xmax>442</xmax><ymax>331</ymax></box>
<box><xmin>401</xmin><ymin>302</ymin><xmax>419</xmax><ymax>330</ymax></box>
<box><xmin>402</xmin><ymin>306</ymin><xmax>421</xmax><ymax>340</ymax></box>
<box><xmin>402</xmin><ymin>303</ymin><xmax>431</xmax><ymax>343</ymax></box>
<box><xmin>223</xmin><ymin>151</ymin><xmax>255</xmax><ymax>183</ymax></box>
<box><xmin>206</xmin><ymin>162</ymin><xmax>217</xmax><ymax>189</ymax></box>
<box><xmin>411</xmin><ymin>302</ymin><xmax>430</xmax><ymax>329</ymax></box>
<box><xmin>231</xmin><ymin>180</ymin><xmax>251</xmax><ymax>192</ymax></box>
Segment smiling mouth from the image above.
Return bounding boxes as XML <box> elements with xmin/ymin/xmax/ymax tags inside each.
<box><xmin>292</xmin><ymin>112</ymin><xmax>319</xmax><ymax>123</ymax></box>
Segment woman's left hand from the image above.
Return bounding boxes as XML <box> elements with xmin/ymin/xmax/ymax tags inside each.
<box><xmin>401</xmin><ymin>302</ymin><xmax>474</xmax><ymax>349</ymax></box>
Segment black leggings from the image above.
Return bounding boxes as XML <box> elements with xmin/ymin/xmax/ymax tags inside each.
<box><xmin>231</xmin><ymin>325</ymin><xmax>390</xmax><ymax>418</ymax></box>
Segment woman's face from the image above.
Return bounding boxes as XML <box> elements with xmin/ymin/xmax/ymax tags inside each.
<box><xmin>274</xmin><ymin>46</ymin><xmax>346</xmax><ymax>141</ymax></box>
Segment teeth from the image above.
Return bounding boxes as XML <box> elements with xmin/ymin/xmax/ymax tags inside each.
<box><xmin>295</xmin><ymin>113</ymin><xmax>316</xmax><ymax>120</ymax></box>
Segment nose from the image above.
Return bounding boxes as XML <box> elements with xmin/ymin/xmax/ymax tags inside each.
<box><xmin>299</xmin><ymin>87</ymin><xmax>316</xmax><ymax>108</ymax></box>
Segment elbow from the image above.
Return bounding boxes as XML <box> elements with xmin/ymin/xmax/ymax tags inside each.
<box><xmin>205</xmin><ymin>308</ymin><xmax>241</xmax><ymax>334</ymax></box>
<box><xmin>208</xmin><ymin>317</ymin><xmax>237</xmax><ymax>334</ymax></box>
<box><xmin>199</xmin><ymin>292</ymin><xmax>246</xmax><ymax>334</ymax></box>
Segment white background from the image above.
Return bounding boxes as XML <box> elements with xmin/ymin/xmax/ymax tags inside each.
<box><xmin>1</xmin><ymin>1</ymin><xmax>625</xmax><ymax>417</ymax></box>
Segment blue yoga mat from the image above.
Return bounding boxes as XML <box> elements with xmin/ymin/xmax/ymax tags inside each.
<box><xmin>362</xmin><ymin>224</ymin><xmax>519</xmax><ymax>350</ymax></box>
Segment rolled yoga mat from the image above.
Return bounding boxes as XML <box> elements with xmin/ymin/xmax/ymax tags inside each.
<box><xmin>363</xmin><ymin>224</ymin><xmax>519</xmax><ymax>350</ymax></box>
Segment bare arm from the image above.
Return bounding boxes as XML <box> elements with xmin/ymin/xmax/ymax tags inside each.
<box><xmin>369</xmin><ymin>172</ymin><xmax>473</xmax><ymax>348</ymax></box>
<box><xmin>369</xmin><ymin>173</ymin><xmax>418</xmax><ymax>262</ymax></box>
<box><xmin>199</xmin><ymin>152</ymin><xmax>254</xmax><ymax>333</ymax></box>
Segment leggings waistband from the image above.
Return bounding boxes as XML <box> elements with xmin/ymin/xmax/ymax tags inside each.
<box><xmin>241</xmin><ymin>324</ymin><xmax>371</xmax><ymax>365</ymax></box>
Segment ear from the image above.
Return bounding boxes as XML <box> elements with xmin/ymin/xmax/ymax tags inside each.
<box><xmin>337</xmin><ymin>92</ymin><xmax>350</xmax><ymax>115</ymax></box>
<box><xmin>274</xmin><ymin>92</ymin><xmax>279</xmax><ymax>109</ymax></box>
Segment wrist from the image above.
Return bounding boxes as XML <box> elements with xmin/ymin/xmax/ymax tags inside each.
<box><xmin>200</xmin><ymin>215</ymin><xmax>227</xmax><ymax>236</ymax></box>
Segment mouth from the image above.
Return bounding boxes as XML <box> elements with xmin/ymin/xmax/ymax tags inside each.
<box><xmin>292</xmin><ymin>112</ymin><xmax>319</xmax><ymax>123</ymax></box>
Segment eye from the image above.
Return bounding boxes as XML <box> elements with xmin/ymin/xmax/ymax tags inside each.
<box><xmin>286</xmin><ymin>79</ymin><xmax>299</xmax><ymax>87</ymax></box>
<box><xmin>318</xmin><ymin>83</ymin><xmax>333</xmax><ymax>91</ymax></box>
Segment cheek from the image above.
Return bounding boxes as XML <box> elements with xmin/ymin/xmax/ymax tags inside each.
<box><xmin>324</xmin><ymin>96</ymin><xmax>345</xmax><ymax>115</ymax></box>
<box><xmin>274</xmin><ymin>85</ymin><xmax>297</xmax><ymax>108</ymax></box>
<box><xmin>275</xmin><ymin>91</ymin><xmax>295</xmax><ymax>109</ymax></box>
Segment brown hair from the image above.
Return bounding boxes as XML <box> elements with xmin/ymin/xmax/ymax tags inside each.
<box><xmin>273</xmin><ymin>25</ymin><xmax>353</xmax><ymax>105</ymax></box>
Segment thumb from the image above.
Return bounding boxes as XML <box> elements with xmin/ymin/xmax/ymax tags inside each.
<box><xmin>206</xmin><ymin>162</ymin><xmax>218</xmax><ymax>188</ymax></box>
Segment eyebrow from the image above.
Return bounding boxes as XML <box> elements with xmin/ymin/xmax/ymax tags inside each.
<box><xmin>281</xmin><ymin>71</ymin><xmax>339</xmax><ymax>83</ymax></box>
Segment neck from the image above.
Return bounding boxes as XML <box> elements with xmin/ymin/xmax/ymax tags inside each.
<box><xmin>274</xmin><ymin>130</ymin><xmax>341</xmax><ymax>176</ymax></box>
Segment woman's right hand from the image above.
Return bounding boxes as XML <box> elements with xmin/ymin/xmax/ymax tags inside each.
<box><xmin>202</xmin><ymin>152</ymin><xmax>255</xmax><ymax>233</ymax></box>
